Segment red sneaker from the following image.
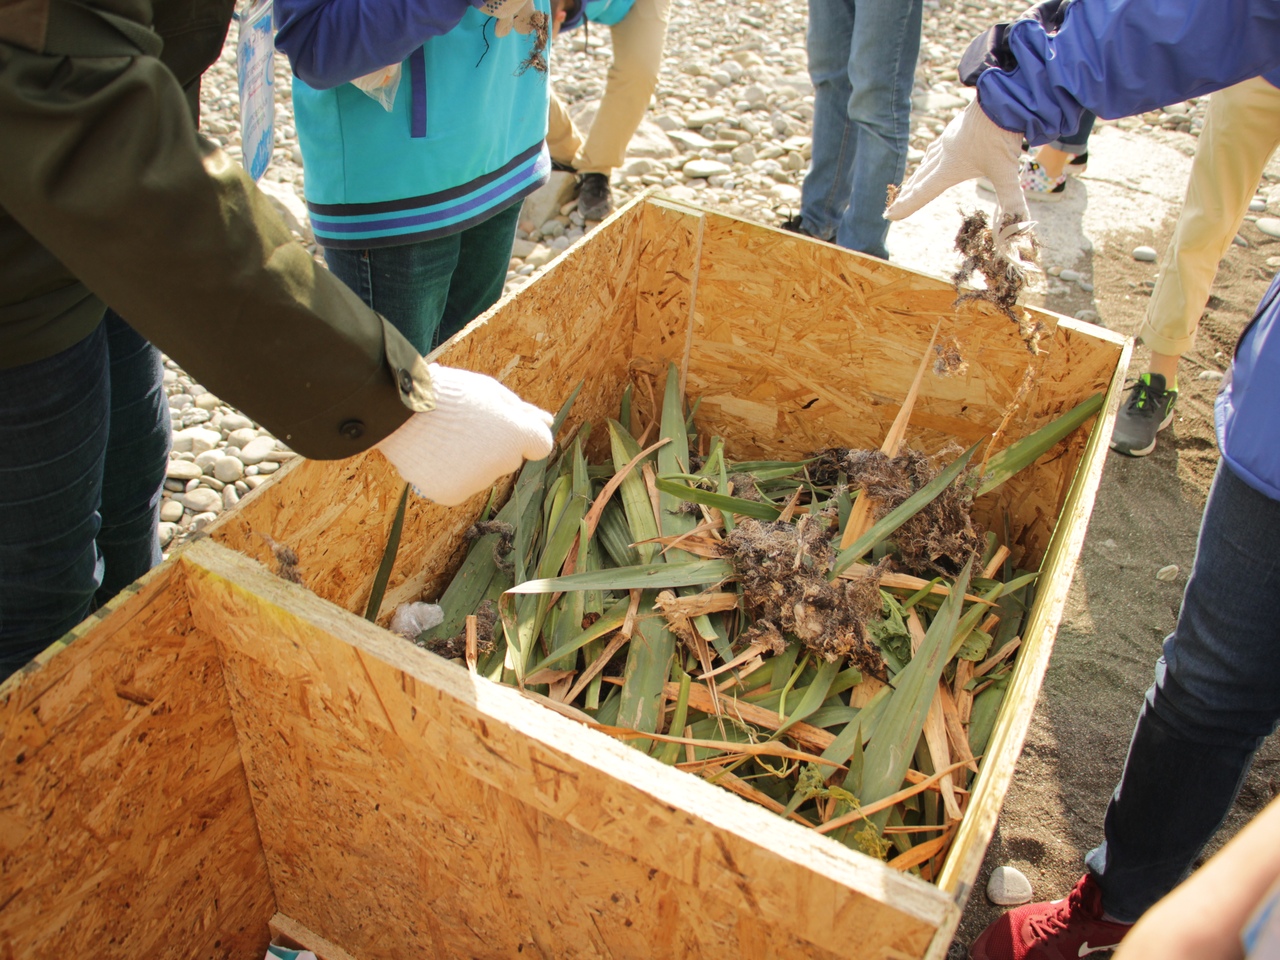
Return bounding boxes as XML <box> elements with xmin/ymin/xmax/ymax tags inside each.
<box><xmin>969</xmin><ymin>874</ymin><xmax>1133</xmax><ymax>960</ymax></box>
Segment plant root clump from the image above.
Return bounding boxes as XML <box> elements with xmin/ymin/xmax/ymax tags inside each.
<box><xmin>845</xmin><ymin>448</ymin><xmax>983</xmax><ymax>578</ymax></box>
<box><xmin>952</xmin><ymin>209</ymin><xmax>1047</xmax><ymax>354</ymax></box>
<box><xmin>722</xmin><ymin>515</ymin><xmax>885</xmax><ymax>673</ymax></box>
<box><xmin>422</xmin><ymin>599</ymin><xmax>497</xmax><ymax>661</ymax></box>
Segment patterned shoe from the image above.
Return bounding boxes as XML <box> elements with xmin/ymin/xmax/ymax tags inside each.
<box><xmin>1064</xmin><ymin>151</ymin><xmax>1088</xmax><ymax>177</ymax></box>
<box><xmin>978</xmin><ymin>159</ymin><xmax>1068</xmax><ymax>202</ymax></box>
<box><xmin>968</xmin><ymin>874</ymin><xmax>1133</xmax><ymax>960</ymax></box>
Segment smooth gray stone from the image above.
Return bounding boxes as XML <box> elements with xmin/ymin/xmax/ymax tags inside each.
<box><xmin>987</xmin><ymin>865</ymin><xmax>1034</xmax><ymax>906</ymax></box>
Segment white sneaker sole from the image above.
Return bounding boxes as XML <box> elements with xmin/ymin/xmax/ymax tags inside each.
<box><xmin>1110</xmin><ymin>410</ymin><xmax>1176</xmax><ymax>458</ymax></box>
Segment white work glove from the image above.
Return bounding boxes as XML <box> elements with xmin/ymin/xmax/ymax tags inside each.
<box><xmin>885</xmin><ymin>99</ymin><xmax>1029</xmax><ymax>228</ymax></box>
<box><xmin>478</xmin><ymin>0</ymin><xmax>540</xmax><ymax>36</ymax></box>
<box><xmin>377</xmin><ymin>364</ymin><xmax>555</xmax><ymax>507</ymax></box>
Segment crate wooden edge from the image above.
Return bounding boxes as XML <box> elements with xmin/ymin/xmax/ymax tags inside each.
<box><xmin>0</xmin><ymin>554</ymin><xmax>280</xmax><ymax>960</ymax></box>
<box><xmin>920</xmin><ymin>332</ymin><xmax>1134</xmax><ymax>959</ymax></box>
<box><xmin>179</xmin><ymin>537</ymin><xmax>954</xmax><ymax>955</ymax></box>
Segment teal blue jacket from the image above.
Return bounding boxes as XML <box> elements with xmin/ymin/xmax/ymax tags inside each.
<box><xmin>277</xmin><ymin>0</ymin><xmax>551</xmax><ymax>248</ymax></box>
<box><xmin>582</xmin><ymin>0</ymin><xmax>635</xmax><ymax>26</ymax></box>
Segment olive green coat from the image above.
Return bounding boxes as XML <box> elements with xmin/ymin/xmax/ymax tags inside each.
<box><xmin>0</xmin><ymin>0</ymin><xmax>435</xmax><ymax>458</ymax></box>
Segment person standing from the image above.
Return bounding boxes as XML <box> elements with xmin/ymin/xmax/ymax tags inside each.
<box><xmin>781</xmin><ymin>0</ymin><xmax>924</xmax><ymax>260</ymax></box>
<box><xmin>275</xmin><ymin>0</ymin><xmax>553</xmax><ymax>355</ymax></box>
<box><xmin>0</xmin><ymin>0</ymin><xmax>554</xmax><ymax>681</ymax></box>
<box><xmin>1112</xmin><ymin>74</ymin><xmax>1280</xmax><ymax>457</ymax></box>
<box><xmin>545</xmin><ymin>0</ymin><xmax>673</xmax><ymax>221</ymax></box>
<box><xmin>884</xmin><ymin>0</ymin><xmax>1280</xmax><ymax>955</ymax></box>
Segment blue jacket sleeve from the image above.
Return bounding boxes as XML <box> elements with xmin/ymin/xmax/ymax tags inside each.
<box><xmin>274</xmin><ymin>0</ymin><xmax>481</xmax><ymax>89</ymax></box>
<box><xmin>968</xmin><ymin>0</ymin><xmax>1280</xmax><ymax>145</ymax></box>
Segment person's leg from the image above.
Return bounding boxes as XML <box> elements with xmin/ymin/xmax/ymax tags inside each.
<box><xmin>1112</xmin><ymin>78</ymin><xmax>1280</xmax><ymax>457</ymax></box>
<box><xmin>572</xmin><ymin>0</ymin><xmax>673</xmax><ymax>176</ymax></box>
<box><xmin>95</xmin><ymin>311</ymin><xmax>171</xmax><ymax>605</ymax></box>
<box><xmin>1085</xmin><ymin>462</ymin><xmax>1280</xmax><ymax>922</ymax></box>
<box><xmin>1140</xmin><ymin>77</ymin><xmax>1280</xmax><ymax>363</ymax></box>
<box><xmin>1034</xmin><ymin>110</ymin><xmax>1096</xmax><ymax>178</ymax></box>
<box><xmin>547</xmin><ymin>88</ymin><xmax>584</xmax><ymax>169</ymax></box>
<box><xmin>0</xmin><ymin>325</ymin><xmax>111</xmax><ymax>678</ymax></box>
<box><xmin>798</xmin><ymin>0</ymin><xmax>856</xmax><ymax>242</ymax></box>
<box><xmin>436</xmin><ymin>201</ymin><xmax>523</xmax><ymax>347</ymax></box>
<box><xmin>834</xmin><ymin>0</ymin><xmax>924</xmax><ymax>258</ymax></box>
<box><xmin>323</xmin><ymin>240</ymin><xmax>459</xmax><ymax>355</ymax></box>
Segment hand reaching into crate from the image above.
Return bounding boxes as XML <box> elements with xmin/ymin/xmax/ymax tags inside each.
<box><xmin>376</xmin><ymin>365</ymin><xmax>554</xmax><ymax>506</ymax></box>
<box><xmin>883</xmin><ymin>100</ymin><xmax>1028</xmax><ymax>228</ymax></box>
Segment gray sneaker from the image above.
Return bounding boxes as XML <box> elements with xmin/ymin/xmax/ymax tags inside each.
<box><xmin>1110</xmin><ymin>373</ymin><xmax>1177</xmax><ymax>457</ymax></box>
<box><xmin>577</xmin><ymin>173</ymin><xmax>613</xmax><ymax>221</ymax></box>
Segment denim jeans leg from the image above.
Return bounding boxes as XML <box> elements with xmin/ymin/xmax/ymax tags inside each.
<box><xmin>437</xmin><ymin>200</ymin><xmax>521</xmax><ymax>347</ymax></box>
<box><xmin>1084</xmin><ymin>463</ymin><xmax>1280</xmax><ymax>923</ymax></box>
<box><xmin>835</xmin><ymin>0</ymin><xmax>923</xmax><ymax>258</ymax></box>
<box><xmin>0</xmin><ymin>325</ymin><xmax>110</xmax><ymax>678</ymax></box>
<box><xmin>96</xmin><ymin>311</ymin><xmax>170</xmax><ymax>605</ymax></box>
<box><xmin>800</xmin><ymin>0</ymin><xmax>856</xmax><ymax>243</ymax></box>
<box><xmin>324</xmin><ymin>241</ymin><xmax>456</xmax><ymax>355</ymax></box>
<box><xmin>1049</xmin><ymin>110</ymin><xmax>1096</xmax><ymax>154</ymax></box>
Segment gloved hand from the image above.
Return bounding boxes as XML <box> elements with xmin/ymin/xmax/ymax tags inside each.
<box><xmin>884</xmin><ymin>99</ymin><xmax>1028</xmax><ymax>228</ymax></box>
<box><xmin>479</xmin><ymin>0</ymin><xmax>540</xmax><ymax>37</ymax></box>
<box><xmin>377</xmin><ymin>364</ymin><xmax>555</xmax><ymax>507</ymax></box>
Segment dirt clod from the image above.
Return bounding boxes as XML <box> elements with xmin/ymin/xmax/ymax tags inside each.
<box><xmin>722</xmin><ymin>513</ymin><xmax>885</xmax><ymax>672</ymax></box>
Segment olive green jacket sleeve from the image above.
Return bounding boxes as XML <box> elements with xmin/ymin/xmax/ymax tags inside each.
<box><xmin>0</xmin><ymin>0</ymin><xmax>435</xmax><ymax>459</ymax></box>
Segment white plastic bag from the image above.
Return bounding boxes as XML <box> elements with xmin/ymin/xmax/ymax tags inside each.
<box><xmin>351</xmin><ymin>63</ymin><xmax>402</xmax><ymax>112</ymax></box>
<box><xmin>235</xmin><ymin>0</ymin><xmax>275</xmax><ymax>179</ymax></box>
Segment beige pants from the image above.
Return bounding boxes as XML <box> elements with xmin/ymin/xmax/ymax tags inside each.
<box><xmin>546</xmin><ymin>0</ymin><xmax>673</xmax><ymax>176</ymax></box>
<box><xmin>1142</xmin><ymin>76</ymin><xmax>1280</xmax><ymax>357</ymax></box>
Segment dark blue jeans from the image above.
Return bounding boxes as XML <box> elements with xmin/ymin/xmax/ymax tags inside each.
<box><xmin>1086</xmin><ymin>462</ymin><xmax>1280</xmax><ymax>922</ymax></box>
<box><xmin>323</xmin><ymin>201</ymin><xmax>521</xmax><ymax>355</ymax></box>
<box><xmin>0</xmin><ymin>312</ymin><xmax>170</xmax><ymax>679</ymax></box>
<box><xmin>799</xmin><ymin>0</ymin><xmax>924</xmax><ymax>259</ymax></box>
<box><xmin>1048</xmin><ymin>110</ymin><xmax>1096</xmax><ymax>155</ymax></box>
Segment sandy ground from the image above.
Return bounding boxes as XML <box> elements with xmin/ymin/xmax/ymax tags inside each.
<box><xmin>884</xmin><ymin>123</ymin><xmax>1280</xmax><ymax>952</ymax></box>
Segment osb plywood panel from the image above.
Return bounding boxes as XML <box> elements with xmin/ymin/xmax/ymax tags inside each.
<box><xmin>937</xmin><ymin>337</ymin><xmax>1132</xmax><ymax>904</ymax></box>
<box><xmin>183</xmin><ymin>541</ymin><xmax>948</xmax><ymax>960</ymax></box>
<box><xmin>211</xmin><ymin>197</ymin><xmax>648</xmax><ymax>618</ymax></box>
<box><xmin>0</xmin><ymin>565</ymin><xmax>274</xmax><ymax>960</ymax></box>
<box><xmin>633</xmin><ymin>200</ymin><xmax>1124</xmax><ymax>569</ymax></box>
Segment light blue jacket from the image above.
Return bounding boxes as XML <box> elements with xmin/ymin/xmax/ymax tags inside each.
<box><xmin>276</xmin><ymin>0</ymin><xmax>551</xmax><ymax>248</ymax></box>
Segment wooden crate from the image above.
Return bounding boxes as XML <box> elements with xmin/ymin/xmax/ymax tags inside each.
<box><xmin>0</xmin><ymin>195</ymin><xmax>1130</xmax><ymax>960</ymax></box>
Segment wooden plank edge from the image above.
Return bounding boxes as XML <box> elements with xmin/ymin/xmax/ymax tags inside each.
<box><xmin>643</xmin><ymin>195</ymin><xmax>1089</xmax><ymax>337</ymax></box>
<box><xmin>177</xmin><ymin>537</ymin><xmax>954</xmax><ymax>935</ymax></box>
<box><xmin>0</xmin><ymin>556</ymin><xmax>181</xmax><ymax>703</ymax></box>
<box><xmin>269</xmin><ymin>912</ymin><xmax>360</xmax><ymax>960</ymax></box>
<box><xmin>935</xmin><ymin>334</ymin><xmax>1133</xmax><ymax>903</ymax></box>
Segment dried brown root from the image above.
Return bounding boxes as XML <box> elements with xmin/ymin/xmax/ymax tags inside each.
<box><xmin>933</xmin><ymin>336</ymin><xmax>969</xmax><ymax>377</ymax></box>
<box><xmin>727</xmin><ymin>472</ymin><xmax>766</xmax><ymax>501</ymax></box>
<box><xmin>844</xmin><ymin>448</ymin><xmax>983</xmax><ymax>578</ymax></box>
<box><xmin>255</xmin><ymin>531</ymin><xmax>303</xmax><ymax>584</ymax></box>
<box><xmin>951</xmin><ymin>210</ymin><xmax>1047</xmax><ymax>355</ymax></box>
<box><xmin>516</xmin><ymin>12</ymin><xmax>551</xmax><ymax>75</ymax></box>
<box><xmin>721</xmin><ymin>515</ymin><xmax>885</xmax><ymax>673</ymax></box>
<box><xmin>468</xmin><ymin>520</ymin><xmax>516</xmax><ymax>572</ymax></box>
<box><xmin>736</xmin><ymin>619</ymin><xmax>787</xmax><ymax>655</ymax></box>
<box><xmin>424</xmin><ymin>599</ymin><xmax>497</xmax><ymax>660</ymax></box>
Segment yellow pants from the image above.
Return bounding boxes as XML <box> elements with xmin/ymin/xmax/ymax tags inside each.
<box><xmin>1142</xmin><ymin>76</ymin><xmax>1280</xmax><ymax>357</ymax></box>
<box><xmin>546</xmin><ymin>0</ymin><xmax>673</xmax><ymax>176</ymax></box>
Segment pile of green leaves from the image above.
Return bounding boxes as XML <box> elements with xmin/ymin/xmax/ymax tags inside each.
<box><xmin>408</xmin><ymin>366</ymin><xmax>1098</xmax><ymax>877</ymax></box>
